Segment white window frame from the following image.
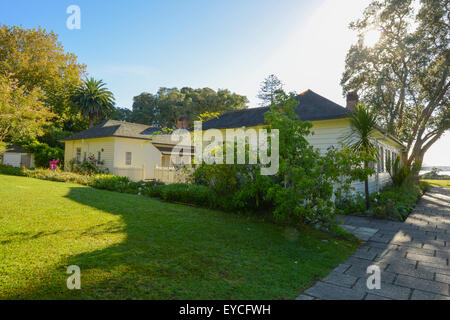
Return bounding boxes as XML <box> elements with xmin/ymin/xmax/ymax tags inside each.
<box><xmin>125</xmin><ymin>152</ymin><xmax>132</xmax><ymax>165</ymax></box>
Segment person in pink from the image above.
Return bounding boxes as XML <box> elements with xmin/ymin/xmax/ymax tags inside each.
<box><xmin>49</xmin><ymin>159</ymin><xmax>60</xmax><ymax>171</ymax></box>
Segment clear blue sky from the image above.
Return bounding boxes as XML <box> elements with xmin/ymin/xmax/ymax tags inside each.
<box><xmin>1</xmin><ymin>0</ymin><xmax>448</xmax><ymax>166</ymax></box>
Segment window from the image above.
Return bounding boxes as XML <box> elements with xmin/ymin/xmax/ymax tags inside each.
<box><xmin>97</xmin><ymin>151</ymin><xmax>101</xmax><ymax>162</ymax></box>
<box><xmin>386</xmin><ymin>150</ymin><xmax>391</xmax><ymax>173</ymax></box>
<box><xmin>76</xmin><ymin>148</ymin><xmax>81</xmax><ymax>162</ymax></box>
<box><xmin>126</xmin><ymin>152</ymin><xmax>132</xmax><ymax>165</ymax></box>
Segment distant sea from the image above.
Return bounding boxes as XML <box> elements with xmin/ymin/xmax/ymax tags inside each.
<box><xmin>420</xmin><ymin>166</ymin><xmax>450</xmax><ymax>176</ymax></box>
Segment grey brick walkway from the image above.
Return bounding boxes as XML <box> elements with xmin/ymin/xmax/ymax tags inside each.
<box><xmin>297</xmin><ymin>187</ymin><xmax>450</xmax><ymax>300</ymax></box>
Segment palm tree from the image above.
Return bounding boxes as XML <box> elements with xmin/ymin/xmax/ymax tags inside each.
<box><xmin>345</xmin><ymin>103</ymin><xmax>378</xmax><ymax>209</ymax></box>
<box><xmin>73</xmin><ymin>78</ymin><xmax>115</xmax><ymax>128</ymax></box>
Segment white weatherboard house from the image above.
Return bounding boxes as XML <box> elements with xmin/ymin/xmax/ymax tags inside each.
<box><xmin>62</xmin><ymin>121</ymin><xmax>189</xmax><ymax>181</ymax></box>
<box><xmin>1</xmin><ymin>144</ymin><xmax>35</xmax><ymax>168</ymax></box>
<box><xmin>200</xmin><ymin>90</ymin><xmax>405</xmax><ymax>195</ymax></box>
<box><xmin>62</xmin><ymin>90</ymin><xmax>405</xmax><ymax>194</ymax></box>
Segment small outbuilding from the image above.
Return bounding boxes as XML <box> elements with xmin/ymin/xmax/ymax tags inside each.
<box><xmin>1</xmin><ymin>144</ymin><xmax>35</xmax><ymax>168</ymax></box>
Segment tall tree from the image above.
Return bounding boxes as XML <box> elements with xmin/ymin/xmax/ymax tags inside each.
<box><xmin>257</xmin><ymin>74</ymin><xmax>283</xmax><ymax>107</ymax></box>
<box><xmin>341</xmin><ymin>0</ymin><xmax>449</xmax><ymax>167</ymax></box>
<box><xmin>345</xmin><ymin>104</ymin><xmax>379</xmax><ymax>209</ymax></box>
<box><xmin>72</xmin><ymin>78</ymin><xmax>115</xmax><ymax>128</ymax></box>
<box><xmin>0</xmin><ymin>25</ymin><xmax>86</xmax><ymax>131</ymax></box>
<box><xmin>0</xmin><ymin>74</ymin><xmax>55</xmax><ymax>144</ymax></box>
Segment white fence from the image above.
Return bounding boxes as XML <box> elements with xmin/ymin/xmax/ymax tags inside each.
<box><xmin>112</xmin><ymin>166</ymin><xmax>144</xmax><ymax>182</ymax></box>
<box><xmin>154</xmin><ymin>165</ymin><xmax>191</xmax><ymax>184</ymax></box>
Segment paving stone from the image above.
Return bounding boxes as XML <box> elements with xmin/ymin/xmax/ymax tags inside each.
<box><xmin>435</xmin><ymin>273</ymin><xmax>450</xmax><ymax>284</ymax></box>
<box><xmin>352</xmin><ymin>278</ymin><xmax>411</xmax><ymax>300</ymax></box>
<box><xmin>386</xmin><ymin>263</ymin><xmax>434</xmax><ymax>280</ymax></box>
<box><xmin>423</xmin><ymin>241</ymin><xmax>447</xmax><ymax>250</ymax></box>
<box><xmin>395</xmin><ymin>274</ymin><xmax>449</xmax><ymax>296</ymax></box>
<box><xmin>410</xmin><ymin>289</ymin><xmax>450</xmax><ymax>300</ymax></box>
<box><xmin>364</xmin><ymin>293</ymin><xmax>391</xmax><ymax>300</ymax></box>
<box><xmin>397</xmin><ymin>246</ymin><xmax>435</xmax><ymax>257</ymax></box>
<box><xmin>435</xmin><ymin>249</ymin><xmax>450</xmax><ymax>259</ymax></box>
<box><xmin>333</xmin><ymin>263</ymin><xmax>351</xmax><ymax>273</ymax></box>
<box><xmin>352</xmin><ymin>248</ymin><xmax>378</xmax><ymax>261</ymax></box>
<box><xmin>406</xmin><ymin>253</ymin><xmax>448</xmax><ymax>267</ymax></box>
<box><xmin>417</xmin><ymin>264</ymin><xmax>450</xmax><ymax>276</ymax></box>
<box><xmin>322</xmin><ymin>271</ymin><xmax>358</xmax><ymax>288</ymax></box>
<box><xmin>304</xmin><ymin>281</ymin><xmax>365</xmax><ymax>300</ymax></box>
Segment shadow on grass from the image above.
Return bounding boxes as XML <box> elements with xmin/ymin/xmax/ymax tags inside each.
<box><xmin>7</xmin><ymin>186</ymin><xmax>358</xmax><ymax>300</ymax></box>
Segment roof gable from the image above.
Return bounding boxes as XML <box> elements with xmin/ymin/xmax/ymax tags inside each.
<box><xmin>202</xmin><ymin>90</ymin><xmax>350</xmax><ymax>130</ymax></box>
<box><xmin>62</xmin><ymin>120</ymin><xmax>161</xmax><ymax>141</ymax></box>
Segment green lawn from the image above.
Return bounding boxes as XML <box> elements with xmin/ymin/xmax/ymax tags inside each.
<box><xmin>421</xmin><ymin>179</ymin><xmax>450</xmax><ymax>188</ymax></box>
<box><xmin>0</xmin><ymin>174</ymin><xmax>358</xmax><ymax>299</ymax></box>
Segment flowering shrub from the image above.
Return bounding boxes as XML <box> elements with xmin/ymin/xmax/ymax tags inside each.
<box><xmin>336</xmin><ymin>177</ymin><xmax>430</xmax><ymax>221</ymax></box>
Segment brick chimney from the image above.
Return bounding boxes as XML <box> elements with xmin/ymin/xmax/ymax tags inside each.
<box><xmin>346</xmin><ymin>91</ymin><xmax>359</xmax><ymax>111</ymax></box>
<box><xmin>176</xmin><ymin>116</ymin><xmax>189</xmax><ymax>129</ymax></box>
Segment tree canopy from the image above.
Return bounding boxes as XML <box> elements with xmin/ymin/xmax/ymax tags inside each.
<box><xmin>341</xmin><ymin>0</ymin><xmax>449</xmax><ymax>166</ymax></box>
<box><xmin>115</xmin><ymin>87</ymin><xmax>248</xmax><ymax>128</ymax></box>
<box><xmin>0</xmin><ymin>74</ymin><xmax>55</xmax><ymax>143</ymax></box>
<box><xmin>0</xmin><ymin>25</ymin><xmax>86</xmax><ymax>131</ymax></box>
<box><xmin>72</xmin><ymin>78</ymin><xmax>115</xmax><ymax>128</ymax></box>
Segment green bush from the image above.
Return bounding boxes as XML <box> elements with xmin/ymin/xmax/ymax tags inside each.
<box><xmin>338</xmin><ymin>177</ymin><xmax>429</xmax><ymax>221</ymax></box>
<box><xmin>0</xmin><ymin>164</ymin><xmax>26</xmax><ymax>176</ymax></box>
<box><xmin>24</xmin><ymin>141</ymin><xmax>64</xmax><ymax>168</ymax></box>
<box><xmin>25</xmin><ymin>168</ymin><xmax>92</xmax><ymax>185</ymax></box>
<box><xmin>157</xmin><ymin>184</ymin><xmax>217</xmax><ymax>208</ymax></box>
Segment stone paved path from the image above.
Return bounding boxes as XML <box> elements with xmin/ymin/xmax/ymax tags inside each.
<box><xmin>297</xmin><ymin>187</ymin><xmax>450</xmax><ymax>300</ymax></box>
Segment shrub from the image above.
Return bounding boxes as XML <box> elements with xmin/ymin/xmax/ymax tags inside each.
<box><xmin>339</xmin><ymin>176</ymin><xmax>429</xmax><ymax>221</ymax></box>
<box><xmin>157</xmin><ymin>184</ymin><xmax>217</xmax><ymax>208</ymax></box>
<box><xmin>0</xmin><ymin>164</ymin><xmax>26</xmax><ymax>176</ymax></box>
<box><xmin>24</xmin><ymin>141</ymin><xmax>64</xmax><ymax>168</ymax></box>
<box><xmin>68</xmin><ymin>154</ymin><xmax>107</xmax><ymax>175</ymax></box>
<box><xmin>26</xmin><ymin>168</ymin><xmax>92</xmax><ymax>185</ymax></box>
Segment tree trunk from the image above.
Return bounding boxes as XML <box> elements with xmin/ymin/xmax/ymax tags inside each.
<box><xmin>364</xmin><ymin>178</ymin><xmax>370</xmax><ymax>210</ymax></box>
<box><xmin>364</xmin><ymin>161</ymin><xmax>370</xmax><ymax>210</ymax></box>
<box><xmin>89</xmin><ymin>117</ymin><xmax>94</xmax><ymax>128</ymax></box>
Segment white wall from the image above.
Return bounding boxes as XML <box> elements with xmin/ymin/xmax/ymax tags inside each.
<box><xmin>308</xmin><ymin>118</ymin><xmax>403</xmax><ymax>195</ymax></box>
<box><xmin>113</xmin><ymin>137</ymin><xmax>162</xmax><ymax>180</ymax></box>
<box><xmin>1</xmin><ymin>153</ymin><xmax>34</xmax><ymax>168</ymax></box>
<box><xmin>64</xmin><ymin>137</ymin><xmax>115</xmax><ymax>172</ymax></box>
<box><xmin>2</xmin><ymin>153</ymin><xmax>21</xmax><ymax>167</ymax></box>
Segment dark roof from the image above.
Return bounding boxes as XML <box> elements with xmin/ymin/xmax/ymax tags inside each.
<box><xmin>4</xmin><ymin>144</ymin><xmax>27</xmax><ymax>153</ymax></box>
<box><xmin>62</xmin><ymin>120</ymin><xmax>162</xmax><ymax>141</ymax></box>
<box><xmin>201</xmin><ymin>89</ymin><xmax>351</xmax><ymax>130</ymax></box>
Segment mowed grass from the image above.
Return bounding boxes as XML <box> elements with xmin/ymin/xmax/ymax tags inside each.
<box><xmin>421</xmin><ymin>179</ymin><xmax>450</xmax><ymax>188</ymax></box>
<box><xmin>0</xmin><ymin>174</ymin><xmax>358</xmax><ymax>299</ymax></box>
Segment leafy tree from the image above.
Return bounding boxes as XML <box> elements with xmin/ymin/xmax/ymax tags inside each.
<box><xmin>264</xmin><ymin>90</ymin><xmax>372</xmax><ymax>225</ymax></box>
<box><xmin>257</xmin><ymin>74</ymin><xmax>283</xmax><ymax>107</ymax></box>
<box><xmin>0</xmin><ymin>74</ymin><xmax>55</xmax><ymax>144</ymax></box>
<box><xmin>72</xmin><ymin>78</ymin><xmax>115</xmax><ymax>128</ymax></box>
<box><xmin>111</xmin><ymin>107</ymin><xmax>133</xmax><ymax>122</ymax></box>
<box><xmin>0</xmin><ymin>25</ymin><xmax>86</xmax><ymax>131</ymax></box>
<box><xmin>344</xmin><ymin>104</ymin><xmax>378</xmax><ymax>209</ymax></box>
<box><xmin>119</xmin><ymin>87</ymin><xmax>248</xmax><ymax>128</ymax></box>
<box><xmin>341</xmin><ymin>0</ymin><xmax>449</xmax><ymax>167</ymax></box>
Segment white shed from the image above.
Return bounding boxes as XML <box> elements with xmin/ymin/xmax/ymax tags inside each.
<box><xmin>1</xmin><ymin>144</ymin><xmax>35</xmax><ymax>168</ymax></box>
